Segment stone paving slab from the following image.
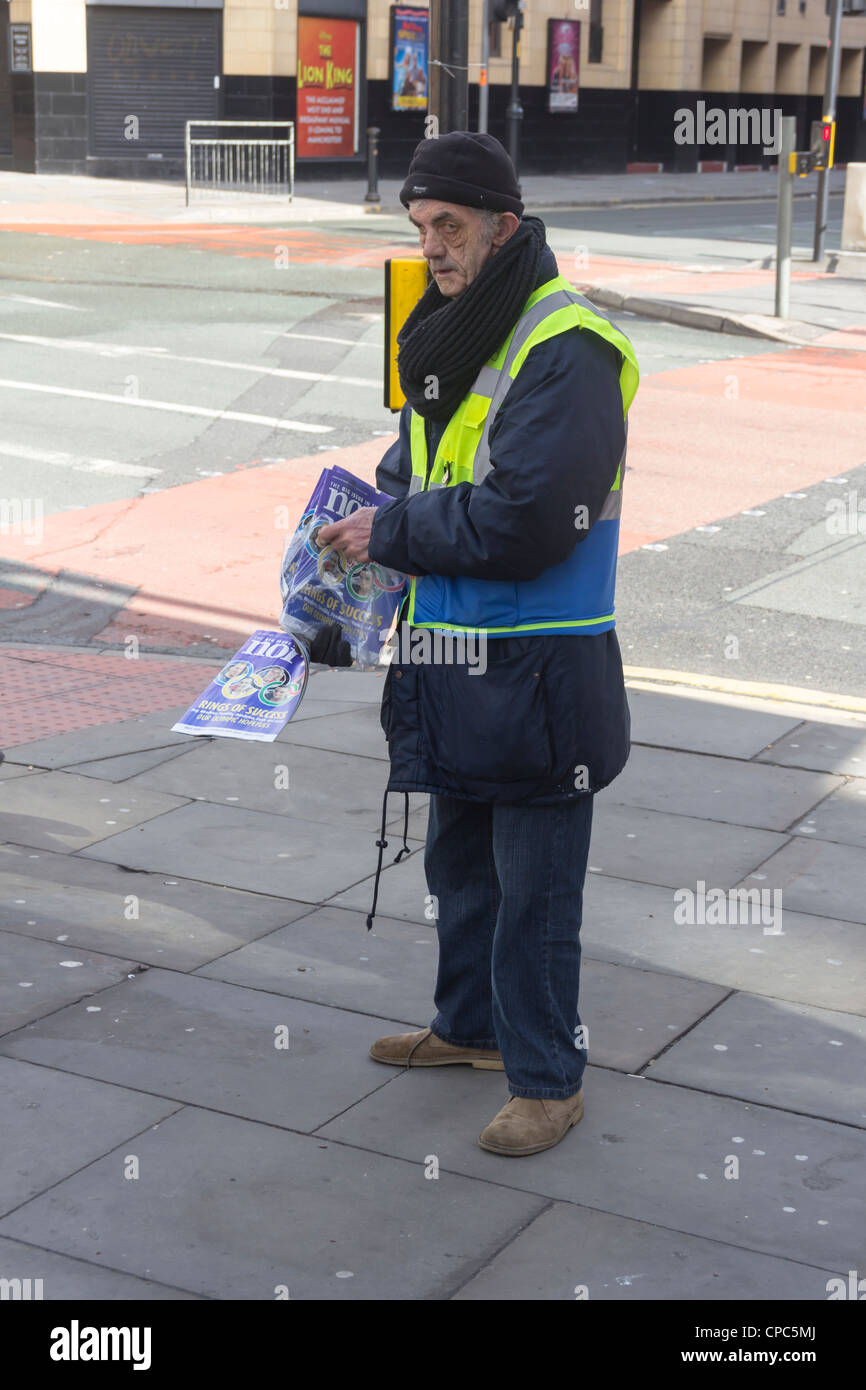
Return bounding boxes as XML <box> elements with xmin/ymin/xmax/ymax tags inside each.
<box><xmin>4</xmin><ymin>709</ymin><xmax>195</xmax><ymax>770</ymax></box>
<box><xmin>277</xmin><ymin>705</ymin><xmax>389</xmax><ymax>761</ymax></box>
<box><xmin>0</xmin><ymin>770</ymin><xmax>187</xmax><ymax>852</ymax></box>
<box><xmin>125</xmin><ymin>737</ymin><xmax>428</xmax><ymax>834</ymax></box>
<box><xmin>194</xmin><ymin>904</ymin><xmax>728</xmax><ymax>1071</ymax></box>
<box><xmin>451</xmin><ymin>1202</ymin><xmax>836</xmax><ymax>1301</ymax></box>
<box><xmin>303</xmin><ymin>670</ymin><xmax>388</xmax><ymax>704</ymax></box>
<box><xmin>195</xmin><ymin>906</ymin><xmax>439</xmax><ymax>1022</ymax></box>
<box><xmin>318</xmin><ymin>1066</ymin><xmax>866</xmax><ymax>1268</ymax></box>
<box><xmin>791</xmin><ymin>777</ymin><xmax>866</xmax><ymax>849</ymax></box>
<box><xmin>0</xmin><ymin>765</ymin><xmax>40</xmax><ymax>784</ymax></box>
<box><xmin>0</xmin><ymin>968</ymin><xmax>412</xmax><ymax>1132</ymax></box>
<box><xmin>627</xmin><ymin>688</ymin><xmax>803</xmax><ymax>759</ymax></box>
<box><xmin>0</xmin><ymin>1105</ymin><xmax>547</xmax><ymax>1301</ymax></box>
<box><xmin>280</xmin><ymin>696</ymin><xmax>378</xmax><ymax>723</ymax></box>
<box><xmin>79</xmin><ymin>800</ymin><xmax>417</xmax><ymax>901</ymax></box>
<box><xmin>0</xmin><ymin>933</ymin><xmax>139</xmax><ymax>1034</ymax></box>
<box><xmin>756</xmin><ymin>718</ymin><xmax>866</xmax><ymax>776</ymax></box>
<box><xmin>587</xmin><ymin>804</ymin><xmax>788</xmax><ymax>888</ymax></box>
<box><xmin>0</xmin><ymin>842</ymin><xmax>309</xmax><ymax>969</ymax></box>
<box><xmin>580</xmin><ymin>873</ymin><xmax>866</xmax><ymax>1015</ymax></box>
<box><xmin>71</xmin><ymin>742</ymin><xmax>200</xmax><ymax>783</ymax></box>
<box><xmin>579</xmin><ymin>961</ymin><xmax>727</xmax><ymax>1072</ymax></box>
<box><xmin>0</xmin><ymin>1056</ymin><xmax>179</xmax><ymax>1215</ymax></box>
<box><xmin>739</xmin><ymin>838</ymin><xmax>866</xmax><ymax>925</ymax></box>
<box><xmin>651</xmin><ymin>993</ymin><xmax>866</xmax><ymax>1127</ymax></box>
<box><xmin>0</xmin><ymin>1236</ymin><xmax>203</xmax><ymax>1300</ymax></box>
<box><xmin>328</xmin><ymin>841</ymin><xmax>432</xmax><ymax>922</ymax></box>
<box><xmin>605</xmin><ymin>745</ymin><xmax>840</xmax><ymax>831</ymax></box>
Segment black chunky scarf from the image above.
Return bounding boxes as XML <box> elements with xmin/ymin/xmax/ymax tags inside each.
<box><xmin>396</xmin><ymin>215</ymin><xmax>547</xmax><ymax>422</ymax></box>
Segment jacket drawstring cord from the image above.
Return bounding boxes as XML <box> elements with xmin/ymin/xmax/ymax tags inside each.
<box><xmin>366</xmin><ymin>791</ymin><xmax>413</xmax><ymax>932</ymax></box>
<box><xmin>394</xmin><ymin>792</ymin><xmax>412</xmax><ymax>862</ymax></box>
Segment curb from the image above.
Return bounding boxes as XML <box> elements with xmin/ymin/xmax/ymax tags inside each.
<box><xmin>581</xmin><ymin>283</ymin><xmax>830</xmax><ymax>344</ymax></box>
<box><xmin>624</xmin><ymin>665</ymin><xmax>866</xmax><ymax>717</ymax></box>
<box><xmin>525</xmin><ymin>189</ymin><xmax>845</xmax><ymax>213</ymax></box>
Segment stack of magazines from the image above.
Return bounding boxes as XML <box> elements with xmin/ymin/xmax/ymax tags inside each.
<box><xmin>279</xmin><ymin>464</ymin><xmax>408</xmax><ymax>669</ymax></box>
<box><xmin>171</xmin><ymin>466</ymin><xmax>408</xmax><ymax>741</ymax></box>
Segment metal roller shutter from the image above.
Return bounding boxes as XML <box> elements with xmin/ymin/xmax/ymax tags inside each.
<box><xmin>0</xmin><ymin>7</ymin><xmax>12</xmax><ymax>157</ymax></box>
<box><xmin>87</xmin><ymin>6</ymin><xmax>220</xmax><ymax>158</ymax></box>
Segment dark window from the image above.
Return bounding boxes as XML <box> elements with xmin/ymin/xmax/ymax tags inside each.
<box><xmin>777</xmin><ymin>0</ymin><xmax>786</xmax><ymax>13</ymax></box>
<box><xmin>589</xmin><ymin>0</ymin><xmax>603</xmax><ymax>64</ymax></box>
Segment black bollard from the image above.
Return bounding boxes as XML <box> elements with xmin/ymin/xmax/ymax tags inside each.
<box><xmin>365</xmin><ymin>127</ymin><xmax>381</xmax><ymax>203</ymax></box>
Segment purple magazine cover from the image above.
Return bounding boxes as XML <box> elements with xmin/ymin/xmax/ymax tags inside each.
<box><xmin>172</xmin><ymin>630</ymin><xmax>308</xmax><ymax>742</ymax></box>
<box><xmin>280</xmin><ymin>465</ymin><xmax>408</xmax><ymax>667</ymax></box>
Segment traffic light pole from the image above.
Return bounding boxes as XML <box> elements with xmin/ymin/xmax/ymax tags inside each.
<box><xmin>429</xmin><ymin>0</ymin><xmax>469</xmax><ymax>134</ymax></box>
<box><xmin>813</xmin><ymin>0</ymin><xmax>843</xmax><ymax>262</ymax></box>
<box><xmin>505</xmin><ymin>5</ymin><xmax>524</xmax><ymax>177</ymax></box>
<box><xmin>775</xmin><ymin>116</ymin><xmax>796</xmax><ymax>318</ymax></box>
<box><xmin>479</xmin><ymin>0</ymin><xmax>490</xmax><ymax>133</ymax></box>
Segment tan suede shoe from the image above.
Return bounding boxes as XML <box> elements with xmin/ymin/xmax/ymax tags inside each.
<box><xmin>478</xmin><ymin>1089</ymin><xmax>584</xmax><ymax>1156</ymax></box>
<box><xmin>369</xmin><ymin>1026</ymin><xmax>504</xmax><ymax>1070</ymax></box>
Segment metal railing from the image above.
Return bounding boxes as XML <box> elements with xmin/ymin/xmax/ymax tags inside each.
<box><xmin>185</xmin><ymin>121</ymin><xmax>295</xmax><ymax>205</ymax></box>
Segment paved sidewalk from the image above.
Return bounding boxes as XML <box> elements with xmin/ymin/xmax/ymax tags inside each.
<box><xmin>575</xmin><ymin>257</ymin><xmax>866</xmax><ymax>350</ymax></box>
<box><xmin>0</xmin><ymin>646</ymin><xmax>864</xmax><ymax>1299</ymax></box>
<box><xmin>0</xmin><ymin>167</ymin><xmax>847</xmax><ymax>224</ymax></box>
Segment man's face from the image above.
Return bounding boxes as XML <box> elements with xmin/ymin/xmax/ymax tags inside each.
<box><xmin>408</xmin><ymin>199</ymin><xmax>515</xmax><ymax>298</ymax></box>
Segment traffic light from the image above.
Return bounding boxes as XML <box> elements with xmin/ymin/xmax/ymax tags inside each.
<box><xmin>492</xmin><ymin>0</ymin><xmax>521</xmax><ymax>19</ymax></box>
<box><xmin>384</xmin><ymin>258</ymin><xmax>430</xmax><ymax>410</ymax></box>
<box><xmin>789</xmin><ymin>120</ymin><xmax>836</xmax><ymax>177</ymax></box>
<box><xmin>810</xmin><ymin>119</ymin><xmax>835</xmax><ymax>172</ymax></box>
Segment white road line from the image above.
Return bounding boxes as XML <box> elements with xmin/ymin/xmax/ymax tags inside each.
<box><xmin>270</xmin><ymin>330</ymin><xmax>380</xmax><ymax>349</ymax></box>
<box><xmin>0</xmin><ymin>333</ymin><xmax>380</xmax><ymax>387</ymax></box>
<box><xmin>0</xmin><ymin>294</ymin><xmax>86</xmax><ymax>311</ymax></box>
<box><xmin>0</xmin><ymin>379</ymin><xmax>333</xmax><ymax>433</ymax></box>
<box><xmin>0</xmin><ymin>442</ymin><xmax>162</xmax><ymax>478</ymax></box>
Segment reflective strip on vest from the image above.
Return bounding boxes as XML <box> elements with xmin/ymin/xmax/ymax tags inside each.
<box><xmin>472</xmin><ymin>287</ymin><xmax>629</xmax><ymax>486</ymax></box>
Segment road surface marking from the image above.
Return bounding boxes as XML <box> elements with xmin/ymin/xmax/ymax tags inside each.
<box><xmin>0</xmin><ymin>294</ymin><xmax>86</xmax><ymax>311</ymax></box>
<box><xmin>0</xmin><ymin>379</ymin><xmax>333</xmax><ymax>433</ymax></box>
<box><xmin>0</xmin><ymin>442</ymin><xmax>162</xmax><ymax>478</ymax></box>
<box><xmin>624</xmin><ymin>664</ymin><xmax>866</xmax><ymax>716</ymax></box>
<box><xmin>0</xmin><ymin>334</ymin><xmax>380</xmax><ymax>387</ymax></box>
<box><xmin>270</xmin><ymin>331</ymin><xmax>379</xmax><ymax>349</ymax></box>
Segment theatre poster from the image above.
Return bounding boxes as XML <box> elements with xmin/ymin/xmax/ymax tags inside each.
<box><xmin>297</xmin><ymin>14</ymin><xmax>361</xmax><ymax>158</ymax></box>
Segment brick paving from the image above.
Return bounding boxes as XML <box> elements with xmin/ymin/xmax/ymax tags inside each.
<box><xmin>0</xmin><ymin>647</ymin><xmax>211</xmax><ymax>744</ymax></box>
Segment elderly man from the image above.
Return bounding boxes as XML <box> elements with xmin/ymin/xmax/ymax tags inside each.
<box><xmin>317</xmin><ymin>131</ymin><xmax>639</xmax><ymax>1157</ymax></box>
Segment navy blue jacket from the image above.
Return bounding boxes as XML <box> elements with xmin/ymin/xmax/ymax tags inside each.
<box><xmin>368</xmin><ymin>245</ymin><xmax>632</xmax><ymax>804</ymax></box>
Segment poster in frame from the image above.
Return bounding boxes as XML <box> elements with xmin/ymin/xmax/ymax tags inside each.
<box><xmin>390</xmin><ymin>5</ymin><xmax>429</xmax><ymax>112</ymax></box>
<box><xmin>547</xmin><ymin>18</ymin><xmax>580</xmax><ymax>114</ymax></box>
<box><xmin>297</xmin><ymin>14</ymin><xmax>361</xmax><ymax>158</ymax></box>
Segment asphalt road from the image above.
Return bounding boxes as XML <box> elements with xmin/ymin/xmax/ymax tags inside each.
<box><xmin>0</xmin><ymin>216</ymin><xmax>862</xmax><ymax>696</ymax></box>
<box><xmin>537</xmin><ymin>194</ymin><xmax>845</xmax><ymax>246</ymax></box>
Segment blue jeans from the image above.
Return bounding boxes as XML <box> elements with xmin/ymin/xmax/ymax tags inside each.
<box><xmin>425</xmin><ymin>793</ymin><xmax>594</xmax><ymax>1099</ymax></box>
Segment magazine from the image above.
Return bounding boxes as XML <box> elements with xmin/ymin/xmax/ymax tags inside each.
<box><xmin>279</xmin><ymin>464</ymin><xmax>408</xmax><ymax>669</ymax></box>
<box><xmin>171</xmin><ymin>630</ymin><xmax>308</xmax><ymax>742</ymax></box>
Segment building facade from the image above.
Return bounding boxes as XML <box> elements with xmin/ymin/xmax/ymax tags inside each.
<box><xmin>1</xmin><ymin>0</ymin><xmax>865</xmax><ymax>179</ymax></box>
